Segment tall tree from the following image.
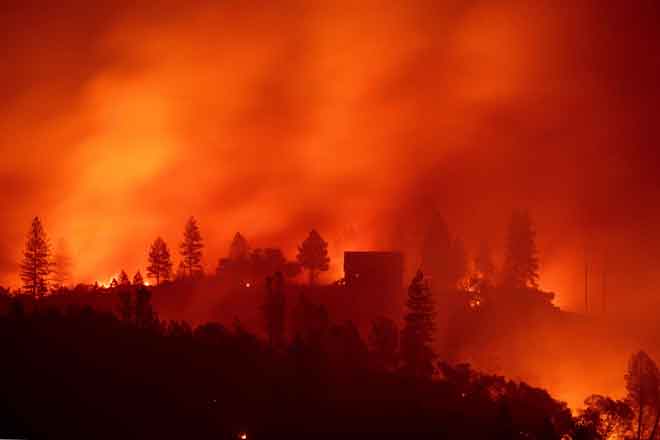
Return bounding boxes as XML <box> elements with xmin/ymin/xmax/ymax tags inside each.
<box><xmin>147</xmin><ymin>237</ymin><xmax>172</xmax><ymax>286</ymax></box>
<box><xmin>296</xmin><ymin>229</ymin><xmax>330</xmax><ymax>285</ymax></box>
<box><xmin>474</xmin><ymin>239</ymin><xmax>496</xmax><ymax>284</ymax></box>
<box><xmin>175</xmin><ymin>261</ymin><xmax>186</xmax><ymax>280</ymax></box>
<box><xmin>133</xmin><ymin>271</ymin><xmax>144</xmax><ymax>286</ymax></box>
<box><xmin>626</xmin><ymin>351</ymin><xmax>660</xmax><ymax>440</ymax></box>
<box><xmin>451</xmin><ymin>236</ymin><xmax>468</xmax><ymax>285</ymax></box>
<box><xmin>117</xmin><ymin>290</ymin><xmax>133</xmax><ymax>322</ymax></box>
<box><xmin>368</xmin><ymin>316</ymin><xmax>399</xmax><ymax>371</ymax></box>
<box><xmin>400</xmin><ymin>270</ymin><xmax>436</xmax><ymax>378</ymax></box>
<box><xmin>52</xmin><ymin>238</ymin><xmax>73</xmax><ymax>290</ymax></box>
<box><xmin>421</xmin><ymin>211</ymin><xmax>463</xmax><ymax>289</ymax></box>
<box><xmin>229</xmin><ymin>232</ymin><xmax>250</xmax><ymax>261</ymax></box>
<box><xmin>263</xmin><ymin>271</ymin><xmax>286</xmax><ymax>349</ymax></box>
<box><xmin>502</xmin><ymin>210</ymin><xmax>540</xmax><ymax>289</ymax></box>
<box><xmin>19</xmin><ymin>217</ymin><xmax>52</xmax><ymax>297</ymax></box>
<box><xmin>118</xmin><ymin>270</ymin><xmax>131</xmax><ymax>286</ymax></box>
<box><xmin>179</xmin><ymin>217</ymin><xmax>204</xmax><ymax>278</ymax></box>
<box><xmin>135</xmin><ymin>286</ymin><xmax>156</xmax><ymax>329</ymax></box>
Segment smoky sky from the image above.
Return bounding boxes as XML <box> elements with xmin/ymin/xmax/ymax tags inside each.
<box><xmin>2</xmin><ymin>0</ymin><xmax>660</xmax><ymax>315</ymax></box>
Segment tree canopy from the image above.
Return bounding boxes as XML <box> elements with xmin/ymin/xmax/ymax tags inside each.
<box><xmin>296</xmin><ymin>229</ymin><xmax>330</xmax><ymax>285</ymax></box>
<box><xmin>147</xmin><ymin>237</ymin><xmax>173</xmax><ymax>286</ymax></box>
<box><xmin>20</xmin><ymin>217</ymin><xmax>52</xmax><ymax>297</ymax></box>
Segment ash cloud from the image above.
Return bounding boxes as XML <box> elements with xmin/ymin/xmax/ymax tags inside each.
<box><xmin>1</xmin><ymin>0</ymin><xmax>660</xmax><ymax>322</ymax></box>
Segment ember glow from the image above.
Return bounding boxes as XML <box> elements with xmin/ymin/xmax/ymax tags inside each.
<box><xmin>2</xmin><ymin>0</ymin><xmax>660</xmax><ymax>427</ymax></box>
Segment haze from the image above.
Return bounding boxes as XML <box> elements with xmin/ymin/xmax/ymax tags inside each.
<box><xmin>2</xmin><ymin>1</ymin><xmax>660</xmax><ymax>336</ymax></box>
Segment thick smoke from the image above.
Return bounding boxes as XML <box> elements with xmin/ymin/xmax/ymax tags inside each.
<box><xmin>2</xmin><ymin>2</ymin><xmax>660</xmax><ymax>405</ymax></box>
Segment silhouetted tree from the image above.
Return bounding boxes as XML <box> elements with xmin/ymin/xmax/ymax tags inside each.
<box><xmin>109</xmin><ymin>278</ymin><xmax>118</xmax><ymax>289</ymax></box>
<box><xmin>452</xmin><ymin>236</ymin><xmax>468</xmax><ymax>285</ymax></box>
<box><xmin>263</xmin><ymin>272</ymin><xmax>286</xmax><ymax>349</ymax></box>
<box><xmin>19</xmin><ymin>217</ymin><xmax>52</xmax><ymax>298</ymax></box>
<box><xmin>52</xmin><ymin>238</ymin><xmax>72</xmax><ymax>290</ymax></box>
<box><xmin>133</xmin><ymin>271</ymin><xmax>144</xmax><ymax>286</ymax></box>
<box><xmin>400</xmin><ymin>270</ymin><xmax>436</xmax><ymax>378</ymax></box>
<box><xmin>502</xmin><ymin>210</ymin><xmax>540</xmax><ymax>289</ymax></box>
<box><xmin>296</xmin><ymin>229</ymin><xmax>330</xmax><ymax>285</ymax></box>
<box><xmin>421</xmin><ymin>212</ymin><xmax>465</xmax><ymax>289</ymax></box>
<box><xmin>118</xmin><ymin>290</ymin><xmax>133</xmax><ymax>321</ymax></box>
<box><xmin>135</xmin><ymin>286</ymin><xmax>156</xmax><ymax>329</ymax></box>
<box><xmin>475</xmin><ymin>239</ymin><xmax>496</xmax><ymax>284</ymax></box>
<box><xmin>323</xmin><ymin>320</ymin><xmax>369</xmax><ymax>371</ymax></box>
<box><xmin>175</xmin><ymin>261</ymin><xmax>186</xmax><ymax>280</ymax></box>
<box><xmin>368</xmin><ymin>316</ymin><xmax>399</xmax><ymax>371</ymax></box>
<box><xmin>292</xmin><ymin>294</ymin><xmax>329</xmax><ymax>344</ymax></box>
<box><xmin>118</xmin><ymin>270</ymin><xmax>130</xmax><ymax>286</ymax></box>
<box><xmin>147</xmin><ymin>237</ymin><xmax>172</xmax><ymax>286</ymax></box>
<box><xmin>179</xmin><ymin>217</ymin><xmax>204</xmax><ymax>278</ymax></box>
<box><xmin>626</xmin><ymin>351</ymin><xmax>660</xmax><ymax>440</ymax></box>
<box><xmin>574</xmin><ymin>394</ymin><xmax>634</xmax><ymax>440</ymax></box>
<box><xmin>229</xmin><ymin>232</ymin><xmax>250</xmax><ymax>261</ymax></box>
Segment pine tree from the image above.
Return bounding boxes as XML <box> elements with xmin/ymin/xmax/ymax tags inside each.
<box><xmin>474</xmin><ymin>239</ymin><xmax>496</xmax><ymax>283</ymax></box>
<box><xmin>133</xmin><ymin>271</ymin><xmax>144</xmax><ymax>286</ymax></box>
<box><xmin>368</xmin><ymin>317</ymin><xmax>399</xmax><ymax>371</ymax></box>
<box><xmin>118</xmin><ymin>270</ymin><xmax>131</xmax><ymax>286</ymax></box>
<box><xmin>179</xmin><ymin>216</ymin><xmax>204</xmax><ymax>278</ymax></box>
<box><xmin>52</xmin><ymin>238</ymin><xmax>72</xmax><ymax>290</ymax></box>
<box><xmin>117</xmin><ymin>290</ymin><xmax>133</xmax><ymax>322</ymax></box>
<box><xmin>147</xmin><ymin>237</ymin><xmax>172</xmax><ymax>286</ymax></box>
<box><xmin>451</xmin><ymin>236</ymin><xmax>468</xmax><ymax>286</ymax></box>
<box><xmin>229</xmin><ymin>232</ymin><xmax>250</xmax><ymax>261</ymax></box>
<box><xmin>135</xmin><ymin>286</ymin><xmax>156</xmax><ymax>329</ymax></box>
<box><xmin>296</xmin><ymin>229</ymin><xmax>330</xmax><ymax>285</ymax></box>
<box><xmin>263</xmin><ymin>271</ymin><xmax>286</xmax><ymax>349</ymax></box>
<box><xmin>175</xmin><ymin>261</ymin><xmax>186</xmax><ymax>280</ymax></box>
<box><xmin>400</xmin><ymin>270</ymin><xmax>436</xmax><ymax>378</ymax></box>
<box><xmin>19</xmin><ymin>217</ymin><xmax>52</xmax><ymax>297</ymax></box>
<box><xmin>421</xmin><ymin>211</ymin><xmax>457</xmax><ymax>289</ymax></box>
<box><xmin>502</xmin><ymin>210</ymin><xmax>540</xmax><ymax>289</ymax></box>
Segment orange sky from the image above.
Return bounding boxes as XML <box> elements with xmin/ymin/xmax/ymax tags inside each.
<box><xmin>2</xmin><ymin>0</ymin><xmax>660</xmax><ymax>320</ymax></box>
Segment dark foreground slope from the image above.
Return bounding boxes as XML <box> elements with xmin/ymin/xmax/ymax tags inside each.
<box><xmin>0</xmin><ymin>304</ymin><xmax>572</xmax><ymax>440</ymax></box>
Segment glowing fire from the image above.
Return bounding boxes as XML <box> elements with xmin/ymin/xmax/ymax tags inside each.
<box><xmin>95</xmin><ymin>274</ymin><xmax>150</xmax><ymax>287</ymax></box>
<box><xmin>97</xmin><ymin>274</ymin><xmax>118</xmax><ymax>288</ymax></box>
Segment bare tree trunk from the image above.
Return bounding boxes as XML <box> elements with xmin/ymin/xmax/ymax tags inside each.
<box><xmin>648</xmin><ymin>411</ymin><xmax>660</xmax><ymax>440</ymax></box>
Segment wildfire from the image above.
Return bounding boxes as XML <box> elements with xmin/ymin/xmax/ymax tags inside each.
<box><xmin>97</xmin><ymin>274</ymin><xmax>118</xmax><ymax>288</ymax></box>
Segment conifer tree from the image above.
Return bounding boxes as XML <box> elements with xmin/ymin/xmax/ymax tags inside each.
<box><xmin>52</xmin><ymin>238</ymin><xmax>72</xmax><ymax>290</ymax></box>
<box><xmin>19</xmin><ymin>217</ymin><xmax>52</xmax><ymax>297</ymax></box>
<box><xmin>368</xmin><ymin>317</ymin><xmax>399</xmax><ymax>371</ymax></box>
<box><xmin>179</xmin><ymin>216</ymin><xmax>204</xmax><ymax>278</ymax></box>
<box><xmin>133</xmin><ymin>271</ymin><xmax>144</xmax><ymax>286</ymax></box>
<box><xmin>229</xmin><ymin>232</ymin><xmax>250</xmax><ymax>261</ymax></box>
<box><xmin>147</xmin><ymin>237</ymin><xmax>172</xmax><ymax>286</ymax></box>
<box><xmin>118</xmin><ymin>270</ymin><xmax>131</xmax><ymax>286</ymax></box>
<box><xmin>296</xmin><ymin>229</ymin><xmax>330</xmax><ymax>285</ymax></box>
<box><xmin>263</xmin><ymin>271</ymin><xmax>286</xmax><ymax>349</ymax></box>
<box><xmin>502</xmin><ymin>210</ymin><xmax>540</xmax><ymax>289</ymax></box>
<box><xmin>400</xmin><ymin>270</ymin><xmax>436</xmax><ymax>378</ymax></box>
<box><xmin>475</xmin><ymin>239</ymin><xmax>496</xmax><ymax>283</ymax></box>
<box><xmin>421</xmin><ymin>211</ymin><xmax>463</xmax><ymax>289</ymax></box>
